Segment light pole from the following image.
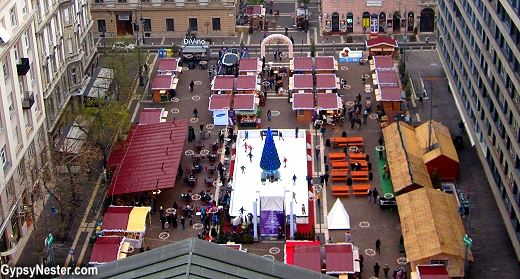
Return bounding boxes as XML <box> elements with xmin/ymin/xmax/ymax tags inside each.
<box><xmin>458</xmin><ymin>190</ymin><xmax>472</xmax><ymax>279</ymax></box>
<box><xmin>403</xmin><ymin>5</ymin><xmax>407</xmax><ymax>64</ymax></box>
<box><xmin>362</xmin><ymin>26</ymin><xmax>367</xmax><ymax>50</ymax></box>
<box><xmin>97</xmin><ymin>90</ymin><xmax>107</xmax><ymax>167</ymax></box>
<box><xmin>135</xmin><ymin>6</ymin><xmax>144</xmax><ymax>86</ymax></box>
<box><xmin>42</xmin><ymin>191</ymin><xmax>58</xmax><ymax>267</ymax></box>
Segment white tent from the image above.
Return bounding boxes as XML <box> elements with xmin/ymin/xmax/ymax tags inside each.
<box><xmin>327</xmin><ymin>198</ymin><xmax>351</xmax><ymax>230</ymax></box>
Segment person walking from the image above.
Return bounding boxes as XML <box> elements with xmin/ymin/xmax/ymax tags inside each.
<box><xmin>247</xmin><ymin>151</ymin><xmax>254</xmax><ymax>163</ymax></box>
<box><xmin>383</xmin><ymin>264</ymin><xmax>390</xmax><ymax>278</ymax></box>
<box><xmin>425</xmin><ymin>36</ymin><xmax>429</xmax><ymax>45</ymax></box>
<box><xmin>284</xmin><ymin>26</ymin><xmax>289</xmax><ymax>36</ymax></box>
<box><xmin>159</xmin><ymin>206</ymin><xmax>165</xmax><ymax>217</ymax></box>
<box><xmin>362</xmin><ymin>110</ymin><xmax>368</xmax><ymax>124</ymax></box>
<box><xmin>188</xmin><ymin>212</ymin><xmax>193</xmax><ymax>226</ymax></box>
<box><xmin>193</xmin><ymin>107</ymin><xmax>198</xmax><ymax>118</ymax></box>
<box><xmin>267</xmin><ymin>109</ymin><xmax>272</xmax><ymax>121</ymax></box>
<box><xmin>279</xmin><ymin>131</ymin><xmax>284</xmax><ymax>141</ymax></box>
<box><xmin>323</xmin><ymin>172</ymin><xmax>329</xmax><ymax>186</ymax></box>
<box><xmin>283</xmin><ymin>157</ymin><xmax>288</xmax><ymax>168</ymax></box>
<box><xmin>240</xmin><ymin>165</ymin><xmax>246</xmax><ymax>174</ymax></box>
<box><xmin>372</xmin><ymin>188</ymin><xmax>379</xmax><ymax>204</ymax></box>
<box><xmin>295</xmin><ymin>127</ymin><xmax>299</xmax><ymax>138</ymax></box>
<box><xmin>290</xmin><ymin>36</ymin><xmax>294</xmax><ymax>44</ymax></box>
<box><xmin>160</xmin><ymin>215</ymin><xmax>166</xmax><ymax>230</ymax></box>
<box><xmin>376</xmin><ymin>238</ymin><xmax>381</xmax><ymax>253</ymax></box>
<box><xmin>180</xmin><ymin>216</ymin><xmax>185</xmax><ymax>230</ymax></box>
<box><xmin>350</xmin><ymin>116</ymin><xmax>356</xmax><ymax>129</ymax></box>
<box><xmin>320</xmin><ymin>126</ymin><xmax>326</xmax><ymax>138</ymax></box>
<box><xmin>356</xmin><ymin>117</ymin><xmax>362</xmax><ymax>130</ymax></box>
<box><xmin>379</xmin><ymin>148</ymin><xmax>384</xmax><ymax>160</ymax></box>
<box><xmin>245</xmin><ymin>131</ymin><xmax>249</xmax><ymax>140</ymax></box>
<box><xmin>374</xmin><ymin>262</ymin><xmax>381</xmax><ymax>277</ymax></box>
<box><xmin>292</xmin><ymin>174</ymin><xmax>297</xmax><ymax>184</ymax></box>
<box><xmin>273</xmin><ymin>50</ymin><xmax>277</xmax><ymax>61</ymax></box>
<box><xmin>301</xmin><ymin>203</ymin><xmax>306</xmax><ymax>214</ymax></box>
<box><xmin>358</xmin><ymin>254</ymin><xmax>364</xmax><ymax>271</ymax></box>
<box><xmin>383</xmin><ymin>164</ymin><xmax>389</xmax><ymax>179</ymax></box>
<box><xmin>367</xmin><ymin>188</ymin><xmax>372</xmax><ymax>203</ymax></box>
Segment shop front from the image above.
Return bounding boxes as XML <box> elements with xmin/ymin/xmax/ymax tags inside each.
<box><xmin>208</xmin><ymin>94</ymin><xmax>232</xmax><ymax>126</ymax></box>
<box><xmin>233</xmin><ymin>94</ymin><xmax>258</xmax><ymax>128</ymax></box>
<box><xmin>101</xmin><ymin>206</ymin><xmax>150</xmax><ymax>249</ymax></box>
<box><xmin>292</xmin><ymin>93</ymin><xmax>315</xmax><ymax>123</ymax></box>
<box><xmin>151</xmin><ymin>75</ymin><xmax>178</xmax><ymax>102</ymax></box>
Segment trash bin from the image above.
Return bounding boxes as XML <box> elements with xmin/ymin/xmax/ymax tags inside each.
<box><xmin>369</xmin><ymin>172</ymin><xmax>373</xmax><ymax>180</ymax></box>
<box><xmin>366</xmin><ymin>155</ymin><xmax>369</xmax><ymax>162</ymax></box>
<box><xmin>347</xmin><ymin>177</ymin><xmax>352</xmax><ymax>186</ymax></box>
<box><xmin>368</xmin><ymin>162</ymin><xmax>372</xmax><ymax>170</ymax></box>
<box><xmin>158</xmin><ymin>48</ymin><xmax>166</xmax><ymax>58</ymax></box>
<box><xmin>324</xmin><ymin>156</ymin><xmax>327</xmax><ymax>163</ymax></box>
<box><xmin>325</xmin><ymin>139</ymin><xmax>331</xmax><ymax>147</ymax></box>
<box><xmin>325</xmin><ymin>165</ymin><xmax>329</xmax><ymax>172</ymax></box>
<box><xmin>89</xmin><ymin>235</ymin><xmax>97</xmax><ymax>245</ymax></box>
<box><xmin>342</xmin><ymin>131</ymin><xmax>347</xmax><ymax>137</ymax></box>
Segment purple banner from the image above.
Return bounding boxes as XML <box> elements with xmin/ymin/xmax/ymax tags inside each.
<box><xmin>260</xmin><ymin>210</ymin><xmax>285</xmax><ymax>236</ymax></box>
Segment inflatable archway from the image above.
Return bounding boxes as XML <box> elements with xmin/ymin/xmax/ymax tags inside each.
<box><xmin>260</xmin><ymin>34</ymin><xmax>294</xmax><ymax>59</ymax></box>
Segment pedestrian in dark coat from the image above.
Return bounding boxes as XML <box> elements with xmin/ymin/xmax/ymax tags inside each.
<box><xmin>372</xmin><ymin>188</ymin><xmax>379</xmax><ymax>203</ymax></box>
<box><xmin>323</xmin><ymin>172</ymin><xmax>330</xmax><ymax>185</ymax></box>
<box><xmin>319</xmin><ymin>174</ymin><xmax>324</xmax><ymax>185</ymax></box>
<box><xmin>350</xmin><ymin>117</ymin><xmax>356</xmax><ymax>129</ymax></box>
<box><xmin>189</xmin><ymin>80</ymin><xmax>195</xmax><ymax>91</ymax></box>
<box><xmin>376</xmin><ymin>238</ymin><xmax>381</xmax><ymax>253</ymax></box>
<box><xmin>160</xmin><ymin>215</ymin><xmax>166</xmax><ymax>229</ymax></box>
<box><xmin>374</xmin><ymin>262</ymin><xmax>381</xmax><ymax>277</ymax></box>
<box><xmin>159</xmin><ymin>206</ymin><xmax>164</xmax><ymax>217</ymax></box>
<box><xmin>180</xmin><ymin>216</ymin><xmax>185</xmax><ymax>230</ymax></box>
<box><xmin>193</xmin><ymin>107</ymin><xmax>198</xmax><ymax>118</ymax></box>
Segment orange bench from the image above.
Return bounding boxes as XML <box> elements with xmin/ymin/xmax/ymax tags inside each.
<box><xmin>350</xmin><ymin>171</ymin><xmax>369</xmax><ymax>177</ymax></box>
<box><xmin>331</xmin><ymin>161</ymin><xmax>350</xmax><ymax>169</ymax></box>
<box><xmin>344</xmin><ymin>137</ymin><xmax>364</xmax><ymax>144</ymax></box>
<box><xmin>353</xmin><ymin>184</ymin><xmax>371</xmax><ymax>195</ymax></box>
<box><xmin>332</xmin><ymin>186</ymin><xmax>350</xmax><ymax>198</ymax></box>
<box><xmin>329</xmin><ymin>153</ymin><xmax>347</xmax><ymax>161</ymax></box>
<box><xmin>352</xmin><ymin>177</ymin><xmax>370</xmax><ymax>182</ymax></box>
<box><xmin>331</xmin><ymin>171</ymin><xmax>348</xmax><ymax>181</ymax></box>
<box><xmin>330</xmin><ymin>138</ymin><xmax>348</xmax><ymax>148</ymax></box>
<box><xmin>349</xmin><ymin>153</ymin><xmax>367</xmax><ymax>160</ymax></box>
<box><xmin>349</xmin><ymin>160</ymin><xmax>368</xmax><ymax>167</ymax></box>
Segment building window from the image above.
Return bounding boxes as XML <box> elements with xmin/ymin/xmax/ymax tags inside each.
<box><xmin>143</xmin><ymin>19</ymin><xmax>151</xmax><ymax>32</ymax></box>
<box><xmin>189</xmin><ymin>18</ymin><xmax>198</xmax><ymax>31</ymax></box>
<box><xmin>64</xmin><ymin>8</ymin><xmax>70</xmax><ymax>24</ymax></box>
<box><xmin>17</xmin><ymin>159</ymin><xmax>25</xmax><ymax>177</ymax></box>
<box><xmin>3</xmin><ymin>58</ymin><xmax>10</xmax><ymax>81</ymax></box>
<box><xmin>27</xmin><ymin>142</ymin><xmax>34</xmax><ymax>159</ymax></box>
<box><xmin>8</xmin><ymin>93</ymin><xmax>15</xmax><ymax>117</ymax></box>
<box><xmin>23</xmin><ymin>109</ymin><xmax>32</xmax><ymax>128</ymax></box>
<box><xmin>212</xmin><ymin>18</ymin><xmax>221</xmax><ymax>31</ymax></box>
<box><xmin>10</xmin><ymin>7</ymin><xmax>17</xmax><ymax>27</ymax></box>
<box><xmin>95</xmin><ymin>0</ymin><xmax>104</xmax><ymax>3</ymax></box>
<box><xmin>430</xmin><ymin>259</ymin><xmax>449</xmax><ymax>267</ymax></box>
<box><xmin>166</xmin><ymin>19</ymin><xmax>174</xmax><ymax>31</ymax></box>
<box><xmin>71</xmin><ymin>68</ymin><xmax>77</xmax><ymax>84</ymax></box>
<box><xmin>118</xmin><ymin>0</ymin><xmax>126</xmax><ymax>3</ymax></box>
<box><xmin>5</xmin><ymin>179</ymin><xmax>14</xmax><ymax>200</ymax></box>
<box><xmin>1</xmin><ymin>145</ymin><xmax>10</xmax><ymax>172</ymax></box>
<box><xmin>13</xmin><ymin>45</ymin><xmax>19</xmax><ymax>63</ymax></box>
<box><xmin>24</xmin><ymin>31</ymin><xmax>30</xmax><ymax>50</ymax></box>
<box><xmin>98</xmin><ymin>20</ymin><xmax>106</xmax><ymax>32</ymax></box>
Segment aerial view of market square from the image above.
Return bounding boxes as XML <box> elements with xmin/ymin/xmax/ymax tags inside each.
<box><xmin>2</xmin><ymin>0</ymin><xmax>520</xmax><ymax>278</ymax></box>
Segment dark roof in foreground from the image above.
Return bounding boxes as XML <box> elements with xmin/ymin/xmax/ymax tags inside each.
<box><xmin>65</xmin><ymin>238</ymin><xmax>334</xmax><ymax>279</ymax></box>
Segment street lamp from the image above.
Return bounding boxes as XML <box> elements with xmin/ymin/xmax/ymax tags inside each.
<box><xmin>135</xmin><ymin>6</ymin><xmax>144</xmax><ymax>86</ymax></box>
<box><xmin>42</xmin><ymin>191</ymin><xmax>58</xmax><ymax>267</ymax></box>
<box><xmin>362</xmin><ymin>26</ymin><xmax>367</xmax><ymax>50</ymax></box>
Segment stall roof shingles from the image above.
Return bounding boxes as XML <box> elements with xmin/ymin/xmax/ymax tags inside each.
<box><xmin>292</xmin><ymin>93</ymin><xmax>314</xmax><ymax>110</ymax></box>
<box><xmin>138</xmin><ymin>108</ymin><xmax>163</xmax><ymax>125</ymax></box>
<box><xmin>102</xmin><ymin>206</ymin><xmax>132</xmax><ymax>230</ymax></box>
<box><xmin>293</xmin><ymin>57</ymin><xmax>314</xmax><ymax>71</ymax></box>
<box><xmin>376</xmin><ymin>70</ymin><xmax>399</xmax><ymax>85</ymax></box>
<box><xmin>238</xmin><ymin>58</ymin><xmax>259</xmax><ymax>72</ymax></box>
<box><xmin>151</xmin><ymin>75</ymin><xmax>173</xmax><ymax>90</ymax></box>
<box><xmin>380</xmin><ymin>85</ymin><xmax>402</xmax><ymax>101</ymax></box>
<box><xmin>208</xmin><ymin>94</ymin><xmax>232</xmax><ymax>111</ymax></box>
<box><xmin>106</xmin><ymin>120</ymin><xmax>189</xmax><ymax>196</ymax></box>
<box><xmin>315</xmin><ymin>74</ymin><xmax>337</xmax><ymax>89</ymax></box>
<box><xmin>317</xmin><ymin>93</ymin><xmax>340</xmax><ymax>110</ymax></box>
<box><xmin>157</xmin><ymin>58</ymin><xmax>179</xmax><ymax>72</ymax></box>
<box><xmin>285</xmin><ymin>241</ymin><xmax>322</xmax><ymax>273</ymax></box>
<box><xmin>373</xmin><ymin>56</ymin><xmax>395</xmax><ymax>69</ymax></box>
<box><xmin>325</xmin><ymin>244</ymin><xmax>355</xmax><ymax>274</ymax></box>
<box><xmin>314</xmin><ymin>56</ymin><xmax>335</xmax><ymax>71</ymax></box>
<box><xmin>236</xmin><ymin>75</ymin><xmax>258</xmax><ymax>90</ymax></box>
<box><xmin>293</xmin><ymin>74</ymin><xmax>314</xmax><ymax>89</ymax></box>
<box><xmin>366</xmin><ymin>36</ymin><xmax>398</xmax><ymax>48</ymax></box>
<box><xmin>233</xmin><ymin>94</ymin><xmax>255</xmax><ymax>110</ymax></box>
<box><xmin>90</xmin><ymin>236</ymin><xmax>123</xmax><ymax>264</ymax></box>
<box><xmin>212</xmin><ymin>75</ymin><xmax>235</xmax><ymax>91</ymax></box>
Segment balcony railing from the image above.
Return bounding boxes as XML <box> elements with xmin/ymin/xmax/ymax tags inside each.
<box><xmin>16</xmin><ymin>58</ymin><xmax>30</xmax><ymax>75</ymax></box>
<box><xmin>22</xmin><ymin>92</ymin><xmax>35</xmax><ymax>109</ymax></box>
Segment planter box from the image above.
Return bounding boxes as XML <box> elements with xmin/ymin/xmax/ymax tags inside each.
<box><xmin>346</xmin><ymin>36</ymin><xmax>353</xmax><ymax>43</ymax></box>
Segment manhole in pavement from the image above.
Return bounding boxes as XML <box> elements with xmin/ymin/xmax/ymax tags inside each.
<box><xmin>364</xmin><ymin>249</ymin><xmax>376</xmax><ymax>256</ymax></box>
<box><xmin>185</xmin><ymin>150</ymin><xmax>195</xmax><ymax>156</ymax></box>
<box><xmin>369</xmin><ymin>114</ymin><xmax>379</xmax><ymax>119</ymax></box>
<box><xmin>194</xmin><ymin>81</ymin><xmax>203</xmax><ymax>85</ymax></box>
<box><xmin>359</xmin><ymin>221</ymin><xmax>370</xmax><ymax>228</ymax></box>
<box><xmin>340</xmin><ymin>66</ymin><xmax>348</xmax><ymax>71</ymax></box>
<box><xmin>171</xmin><ymin>97</ymin><xmax>180</xmax><ymax>103</ymax></box>
<box><xmin>397</xmin><ymin>257</ymin><xmax>407</xmax><ymax>265</ymax></box>
<box><xmin>206</xmin><ymin>124</ymin><xmax>215</xmax><ymax>129</ymax></box>
<box><xmin>159</xmin><ymin>232</ymin><xmax>170</xmax><ymax>240</ymax></box>
<box><xmin>193</xmin><ymin>223</ymin><xmax>204</xmax><ymax>230</ymax></box>
<box><xmin>192</xmin><ymin>95</ymin><xmax>200</xmax><ymax>101</ymax></box>
<box><xmin>271</xmin><ymin>111</ymin><xmax>280</xmax><ymax>116</ymax></box>
<box><xmin>190</xmin><ymin>117</ymin><xmax>199</xmax><ymax>123</ymax></box>
<box><xmin>269</xmin><ymin>247</ymin><xmax>280</xmax><ymax>254</ymax></box>
<box><xmin>262</xmin><ymin>255</ymin><xmax>275</xmax><ymax>260</ymax></box>
<box><xmin>171</xmin><ymin>108</ymin><xmax>180</xmax><ymax>114</ymax></box>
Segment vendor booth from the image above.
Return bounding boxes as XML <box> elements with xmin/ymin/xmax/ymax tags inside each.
<box><xmin>151</xmin><ymin>75</ymin><xmax>178</xmax><ymax>102</ymax></box>
<box><xmin>236</xmin><ymin>75</ymin><xmax>261</xmax><ymax>94</ymax></box>
<box><xmin>371</xmin><ymin>55</ymin><xmax>395</xmax><ymax>71</ymax></box>
<box><xmin>325</xmin><ymin>244</ymin><xmax>358</xmax><ymax>276</ymax></box>
<box><xmin>220</xmin><ymin>53</ymin><xmax>240</xmax><ymax>76</ymax></box>
<box><xmin>157</xmin><ymin>58</ymin><xmax>181</xmax><ymax>75</ymax></box>
<box><xmin>338</xmin><ymin>47</ymin><xmax>364</xmax><ymax>63</ymax></box>
<box><xmin>101</xmin><ymin>206</ymin><xmax>151</xmax><ymax>249</ymax></box>
<box><xmin>138</xmin><ymin>108</ymin><xmax>166</xmax><ymax>125</ymax></box>
<box><xmin>315</xmin><ymin>74</ymin><xmax>339</xmax><ymax>93</ymax></box>
<box><xmin>238</xmin><ymin>58</ymin><xmax>262</xmax><ymax>75</ymax></box>
<box><xmin>180</xmin><ymin>42</ymin><xmax>210</xmax><ymax>62</ymax></box>
<box><xmin>366</xmin><ymin>37</ymin><xmax>398</xmax><ymax>58</ymax></box>
<box><xmin>233</xmin><ymin>94</ymin><xmax>258</xmax><ymax>127</ymax></box>
<box><xmin>374</xmin><ymin>70</ymin><xmax>399</xmax><ymax>86</ymax></box>
<box><xmin>291</xmin><ymin>93</ymin><xmax>314</xmax><ymax>123</ymax></box>
<box><xmin>89</xmin><ymin>236</ymin><xmax>131</xmax><ymax>266</ymax></box>
<box><xmin>314</xmin><ymin>56</ymin><xmax>338</xmax><ymax>74</ymax></box>
<box><xmin>290</xmin><ymin>57</ymin><xmax>314</xmax><ymax>75</ymax></box>
<box><xmin>211</xmin><ymin>75</ymin><xmax>235</xmax><ymax>95</ymax></box>
<box><xmin>316</xmin><ymin>93</ymin><xmax>343</xmax><ymax>126</ymax></box>
<box><xmin>290</xmin><ymin>74</ymin><xmax>314</xmax><ymax>94</ymax></box>
<box><xmin>208</xmin><ymin>94</ymin><xmax>232</xmax><ymax>126</ymax></box>
<box><xmin>376</xmin><ymin>85</ymin><xmax>403</xmax><ymax>112</ymax></box>
<box><xmin>285</xmin><ymin>241</ymin><xmax>321</xmax><ymax>273</ymax></box>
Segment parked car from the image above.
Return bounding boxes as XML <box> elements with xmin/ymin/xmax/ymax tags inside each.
<box><xmin>111</xmin><ymin>42</ymin><xmax>135</xmax><ymax>52</ymax></box>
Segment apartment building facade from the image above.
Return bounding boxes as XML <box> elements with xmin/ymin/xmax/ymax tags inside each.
<box><xmin>437</xmin><ymin>0</ymin><xmax>520</xmax><ymax>260</ymax></box>
<box><xmin>90</xmin><ymin>0</ymin><xmax>238</xmax><ymax>40</ymax></box>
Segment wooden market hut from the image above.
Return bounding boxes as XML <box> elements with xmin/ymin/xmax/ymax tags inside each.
<box><xmin>290</xmin><ymin>74</ymin><xmax>314</xmax><ymax>94</ymax></box>
<box><xmin>315</xmin><ymin>74</ymin><xmax>339</xmax><ymax>93</ymax></box>
<box><xmin>238</xmin><ymin>58</ymin><xmax>262</xmax><ymax>75</ymax></box>
<box><xmin>366</xmin><ymin>37</ymin><xmax>398</xmax><ymax>58</ymax></box>
<box><xmin>382</xmin><ymin>122</ymin><xmax>434</xmax><ymax>195</ymax></box>
<box><xmin>290</xmin><ymin>57</ymin><xmax>314</xmax><ymax>75</ymax></box>
<box><xmin>89</xmin><ymin>236</ymin><xmax>131</xmax><ymax>266</ymax></box>
<box><xmin>316</xmin><ymin>93</ymin><xmax>342</xmax><ymax>126</ymax></box>
<box><xmin>370</xmin><ymin>55</ymin><xmax>395</xmax><ymax>71</ymax></box>
<box><xmin>415</xmin><ymin>120</ymin><xmax>460</xmax><ymax>181</ymax></box>
<box><xmin>373</xmin><ymin>70</ymin><xmax>399</xmax><ymax>86</ymax></box>
<box><xmin>314</xmin><ymin>56</ymin><xmax>338</xmax><ymax>74</ymax></box>
<box><xmin>151</xmin><ymin>75</ymin><xmax>178</xmax><ymax>102</ymax></box>
<box><xmin>208</xmin><ymin>94</ymin><xmax>232</xmax><ymax>126</ymax></box>
<box><xmin>235</xmin><ymin>75</ymin><xmax>260</xmax><ymax>94</ymax></box>
<box><xmin>233</xmin><ymin>94</ymin><xmax>258</xmax><ymax>128</ymax></box>
<box><xmin>211</xmin><ymin>75</ymin><xmax>235</xmax><ymax>95</ymax></box>
<box><xmin>101</xmin><ymin>206</ymin><xmax>151</xmax><ymax>249</ymax></box>
<box><xmin>396</xmin><ymin>188</ymin><xmax>472</xmax><ymax>278</ymax></box>
<box><xmin>291</xmin><ymin>93</ymin><xmax>314</xmax><ymax>123</ymax></box>
<box><xmin>284</xmin><ymin>241</ymin><xmax>322</xmax><ymax>273</ymax></box>
<box><xmin>376</xmin><ymin>85</ymin><xmax>402</xmax><ymax>112</ymax></box>
<box><xmin>157</xmin><ymin>58</ymin><xmax>181</xmax><ymax>75</ymax></box>
<box><xmin>325</xmin><ymin>244</ymin><xmax>358</xmax><ymax>276</ymax></box>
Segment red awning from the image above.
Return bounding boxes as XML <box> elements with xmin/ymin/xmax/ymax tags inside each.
<box><xmin>325</xmin><ymin>244</ymin><xmax>355</xmax><ymax>274</ymax></box>
<box><xmin>380</xmin><ymin>85</ymin><xmax>402</xmax><ymax>101</ymax></box>
<box><xmin>417</xmin><ymin>265</ymin><xmax>449</xmax><ymax>279</ymax></box>
<box><xmin>373</xmin><ymin>56</ymin><xmax>394</xmax><ymax>69</ymax></box>
<box><xmin>314</xmin><ymin>56</ymin><xmax>335</xmax><ymax>71</ymax></box>
<box><xmin>151</xmin><ymin>75</ymin><xmax>173</xmax><ymax>90</ymax></box>
<box><xmin>239</xmin><ymin>58</ymin><xmax>259</xmax><ymax>72</ymax></box>
<box><xmin>285</xmin><ymin>241</ymin><xmax>321</xmax><ymax>273</ymax></box>
<box><xmin>212</xmin><ymin>75</ymin><xmax>235</xmax><ymax>91</ymax></box>
<box><xmin>376</xmin><ymin>70</ymin><xmax>399</xmax><ymax>85</ymax></box>
<box><xmin>106</xmin><ymin>120</ymin><xmax>189</xmax><ymax>196</ymax></box>
<box><xmin>102</xmin><ymin>206</ymin><xmax>132</xmax><ymax>230</ymax></box>
<box><xmin>293</xmin><ymin>57</ymin><xmax>313</xmax><ymax>71</ymax></box>
<box><xmin>292</xmin><ymin>93</ymin><xmax>314</xmax><ymax>110</ymax></box>
<box><xmin>90</xmin><ymin>236</ymin><xmax>123</xmax><ymax>264</ymax></box>
<box><xmin>366</xmin><ymin>36</ymin><xmax>398</xmax><ymax>48</ymax></box>
<box><xmin>317</xmin><ymin>93</ymin><xmax>340</xmax><ymax>110</ymax></box>
<box><xmin>236</xmin><ymin>75</ymin><xmax>258</xmax><ymax>90</ymax></box>
<box><xmin>293</xmin><ymin>74</ymin><xmax>314</xmax><ymax>89</ymax></box>
<box><xmin>157</xmin><ymin>58</ymin><xmax>179</xmax><ymax>73</ymax></box>
<box><xmin>209</xmin><ymin>94</ymin><xmax>232</xmax><ymax>111</ymax></box>
<box><xmin>233</xmin><ymin>94</ymin><xmax>255</xmax><ymax>110</ymax></box>
<box><xmin>315</xmin><ymin>74</ymin><xmax>337</xmax><ymax>89</ymax></box>
<box><xmin>138</xmin><ymin>108</ymin><xmax>163</xmax><ymax>125</ymax></box>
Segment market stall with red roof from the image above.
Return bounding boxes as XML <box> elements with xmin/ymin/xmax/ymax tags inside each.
<box><xmin>374</xmin><ymin>70</ymin><xmax>399</xmax><ymax>86</ymax></box>
<box><xmin>211</xmin><ymin>75</ymin><xmax>235</xmax><ymax>94</ymax></box>
<box><xmin>314</xmin><ymin>56</ymin><xmax>338</xmax><ymax>74</ymax></box>
<box><xmin>290</xmin><ymin>57</ymin><xmax>314</xmax><ymax>75</ymax></box>
<box><xmin>366</xmin><ymin>37</ymin><xmax>398</xmax><ymax>58</ymax></box>
<box><xmin>285</xmin><ymin>241</ymin><xmax>321</xmax><ymax>273</ymax></box>
<box><xmin>371</xmin><ymin>55</ymin><xmax>395</xmax><ymax>71</ymax></box>
<box><xmin>208</xmin><ymin>94</ymin><xmax>232</xmax><ymax>126</ymax></box>
<box><xmin>290</xmin><ymin>74</ymin><xmax>314</xmax><ymax>93</ymax></box>
<box><xmin>238</xmin><ymin>58</ymin><xmax>262</xmax><ymax>75</ymax></box>
<box><xmin>325</xmin><ymin>243</ymin><xmax>359</xmax><ymax>276</ymax></box>
<box><xmin>157</xmin><ymin>58</ymin><xmax>181</xmax><ymax>75</ymax></box>
<box><xmin>138</xmin><ymin>108</ymin><xmax>166</xmax><ymax>125</ymax></box>
<box><xmin>106</xmin><ymin>119</ymin><xmax>189</xmax><ymax>198</ymax></box>
<box><xmin>415</xmin><ymin>265</ymin><xmax>450</xmax><ymax>279</ymax></box>
<box><xmin>315</xmin><ymin>74</ymin><xmax>339</xmax><ymax>93</ymax></box>
<box><xmin>291</xmin><ymin>93</ymin><xmax>314</xmax><ymax>123</ymax></box>
<box><xmin>89</xmin><ymin>236</ymin><xmax>131</xmax><ymax>266</ymax></box>
<box><xmin>101</xmin><ymin>206</ymin><xmax>151</xmax><ymax>249</ymax></box>
<box><xmin>233</xmin><ymin>94</ymin><xmax>257</xmax><ymax>128</ymax></box>
<box><xmin>236</xmin><ymin>75</ymin><xmax>260</xmax><ymax>94</ymax></box>
<box><xmin>376</xmin><ymin>85</ymin><xmax>403</xmax><ymax>112</ymax></box>
<box><xmin>151</xmin><ymin>75</ymin><xmax>177</xmax><ymax>102</ymax></box>
<box><xmin>316</xmin><ymin>93</ymin><xmax>343</xmax><ymax>126</ymax></box>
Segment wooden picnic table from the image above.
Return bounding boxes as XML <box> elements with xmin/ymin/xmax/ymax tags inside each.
<box><xmin>331</xmin><ymin>161</ymin><xmax>350</xmax><ymax>169</ymax></box>
<box><xmin>350</xmin><ymin>171</ymin><xmax>369</xmax><ymax>177</ymax></box>
<box><xmin>329</xmin><ymin>153</ymin><xmax>347</xmax><ymax>161</ymax></box>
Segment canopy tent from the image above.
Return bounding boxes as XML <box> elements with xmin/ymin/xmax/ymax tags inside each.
<box><xmin>396</xmin><ymin>188</ymin><xmax>471</xmax><ymax>277</ymax></box>
<box><xmin>325</xmin><ymin>244</ymin><xmax>356</xmax><ymax>275</ymax></box>
<box><xmin>157</xmin><ymin>58</ymin><xmax>180</xmax><ymax>74</ymax></box>
<box><xmin>382</xmin><ymin>122</ymin><xmax>433</xmax><ymax>194</ymax></box>
<box><xmin>102</xmin><ymin>206</ymin><xmax>151</xmax><ymax>249</ymax></box>
<box><xmin>89</xmin><ymin>236</ymin><xmax>129</xmax><ymax>266</ymax></box>
<box><xmin>151</xmin><ymin>75</ymin><xmax>176</xmax><ymax>90</ymax></box>
<box><xmin>315</xmin><ymin>74</ymin><xmax>338</xmax><ymax>90</ymax></box>
<box><xmin>291</xmin><ymin>57</ymin><xmax>314</xmax><ymax>72</ymax></box>
<box><xmin>316</xmin><ymin>93</ymin><xmax>341</xmax><ymax>111</ymax></box>
<box><xmin>285</xmin><ymin>241</ymin><xmax>321</xmax><ymax>273</ymax></box>
<box><xmin>291</xmin><ymin>74</ymin><xmax>314</xmax><ymax>90</ymax></box>
<box><xmin>138</xmin><ymin>108</ymin><xmax>164</xmax><ymax>125</ymax></box>
<box><xmin>372</xmin><ymin>56</ymin><xmax>395</xmax><ymax>70</ymax></box>
<box><xmin>327</xmin><ymin>198</ymin><xmax>350</xmax><ymax>230</ymax></box>
<box><xmin>106</xmin><ymin>119</ymin><xmax>189</xmax><ymax>196</ymax></box>
<box><xmin>208</xmin><ymin>95</ymin><xmax>232</xmax><ymax>126</ymax></box>
<box><xmin>238</xmin><ymin>58</ymin><xmax>261</xmax><ymax>74</ymax></box>
<box><xmin>211</xmin><ymin>75</ymin><xmax>235</xmax><ymax>91</ymax></box>
<box><xmin>375</xmin><ymin>70</ymin><xmax>399</xmax><ymax>86</ymax></box>
<box><xmin>314</xmin><ymin>56</ymin><xmax>337</xmax><ymax>72</ymax></box>
<box><xmin>222</xmin><ymin>53</ymin><xmax>239</xmax><ymax>66</ymax></box>
<box><xmin>236</xmin><ymin>75</ymin><xmax>259</xmax><ymax>91</ymax></box>
<box><xmin>233</xmin><ymin>94</ymin><xmax>256</xmax><ymax>110</ymax></box>
<box><xmin>292</xmin><ymin>93</ymin><xmax>314</xmax><ymax>110</ymax></box>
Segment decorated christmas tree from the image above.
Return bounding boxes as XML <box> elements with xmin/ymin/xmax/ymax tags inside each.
<box><xmin>260</xmin><ymin>127</ymin><xmax>281</xmax><ymax>172</ymax></box>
